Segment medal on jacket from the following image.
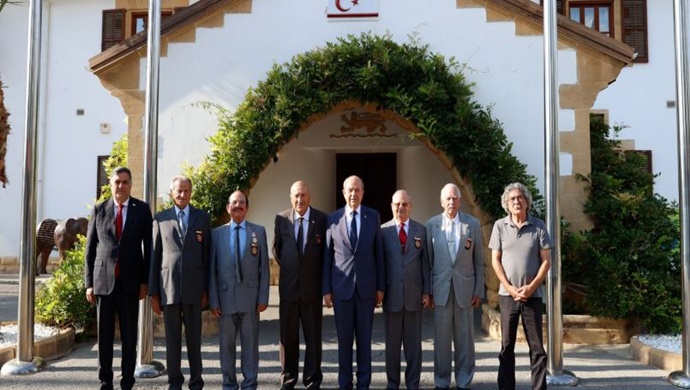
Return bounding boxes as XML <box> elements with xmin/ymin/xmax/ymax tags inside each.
<box><xmin>316</xmin><ymin>234</ymin><xmax>323</xmax><ymax>246</ymax></box>
<box><xmin>414</xmin><ymin>237</ymin><xmax>422</xmax><ymax>249</ymax></box>
<box><xmin>196</xmin><ymin>230</ymin><xmax>203</xmax><ymax>243</ymax></box>
<box><xmin>465</xmin><ymin>237</ymin><xmax>472</xmax><ymax>250</ymax></box>
<box><xmin>251</xmin><ymin>232</ymin><xmax>259</xmax><ymax>256</ymax></box>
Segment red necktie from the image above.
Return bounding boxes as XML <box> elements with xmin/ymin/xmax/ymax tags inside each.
<box><xmin>399</xmin><ymin>223</ymin><xmax>407</xmax><ymax>254</ymax></box>
<box><xmin>115</xmin><ymin>203</ymin><xmax>123</xmax><ymax>278</ymax></box>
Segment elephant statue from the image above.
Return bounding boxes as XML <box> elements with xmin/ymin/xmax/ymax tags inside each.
<box><xmin>36</xmin><ymin>218</ymin><xmax>58</xmax><ymax>275</ymax></box>
<box><xmin>35</xmin><ymin>217</ymin><xmax>88</xmax><ymax>275</ymax></box>
<box><xmin>54</xmin><ymin>217</ymin><xmax>88</xmax><ymax>263</ymax></box>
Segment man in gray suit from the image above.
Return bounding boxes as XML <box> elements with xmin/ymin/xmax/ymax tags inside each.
<box><xmin>426</xmin><ymin>183</ymin><xmax>484</xmax><ymax>390</ymax></box>
<box><xmin>381</xmin><ymin>189</ymin><xmax>431</xmax><ymax>390</ymax></box>
<box><xmin>209</xmin><ymin>190</ymin><xmax>270</xmax><ymax>390</ymax></box>
<box><xmin>149</xmin><ymin>175</ymin><xmax>211</xmax><ymax>390</ymax></box>
<box><xmin>273</xmin><ymin>181</ymin><xmax>328</xmax><ymax>389</ymax></box>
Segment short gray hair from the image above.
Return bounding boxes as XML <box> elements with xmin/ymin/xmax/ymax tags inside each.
<box><xmin>500</xmin><ymin>182</ymin><xmax>533</xmax><ymax>214</ymax></box>
<box><xmin>170</xmin><ymin>175</ymin><xmax>193</xmax><ymax>191</ymax></box>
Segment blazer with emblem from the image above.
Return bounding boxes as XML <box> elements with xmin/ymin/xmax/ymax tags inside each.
<box><xmin>148</xmin><ymin>206</ymin><xmax>211</xmax><ymax>305</ymax></box>
<box><xmin>322</xmin><ymin>205</ymin><xmax>385</xmax><ymax>300</ymax></box>
<box><xmin>209</xmin><ymin>220</ymin><xmax>270</xmax><ymax>314</ymax></box>
<box><xmin>273</xmin><ymin>207</ymin><xmax>328</xmax><ymax>304</ymax></box>
<box><xmin>381</xmin><ymin>218</ymin><xmax>430</xmax><ymax>312</ymax></box>
<box><xmin>426</xmin><ymin>212</ymin><xmax>484</xmax><ymax>308</ymax></box>
<box><xmin>84</xmin><ymin>197</ymin><xmax>153</xmax><ymax>295</ymax></box>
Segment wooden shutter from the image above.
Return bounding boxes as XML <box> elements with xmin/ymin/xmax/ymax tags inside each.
<box><xmin>556</xmin><ymin>0</ymin><xmax>565</xmax><ymax>15</ymax></box>
<box><xmin>622</xmin><ymin>0</ymin><xmax>648</xmax><ymax>63</ymax></box>
<box><xmin>102</xmin><ymin>9</ymin><xmax>125</xmax><ymax>52</ymax></box>
<box><xmin>625</xmin><ymin>150</ymin><xmax>653</xmax><ymax>174</ymax></box>
<box><xmin>97</xmin><ymin>155</ymin><xmax>109</xmax><ymax>198</ymax></box>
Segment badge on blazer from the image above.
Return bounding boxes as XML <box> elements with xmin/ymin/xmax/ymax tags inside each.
<box><xmin>195</xmin><ymin>230</ymin><xmax>203</xmax><ymax>242</ymax></box>
<box><xmin>315</xmin><ymin>234</ymin><xmax>323</xmax><ymax>246</ymax></box>
<box><xmin>465</xmin><ymin>237</ymin><xmax>472</xmax><ymax>250</ymax></box>
<box><xmin>414</xmin><ymin>237</ymin><xmax>422</xmax><ymax>249</ymax></box>
<box><xmin>251</xmin><ymin>232</ymin><xmax>259</xmax><ymax>255</ymax></box>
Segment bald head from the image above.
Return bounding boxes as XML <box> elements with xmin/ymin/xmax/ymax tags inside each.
<box><xmin>290</xmin><ymin>180</ymin><xmax>311</xmax><ymax>216</ymax></box>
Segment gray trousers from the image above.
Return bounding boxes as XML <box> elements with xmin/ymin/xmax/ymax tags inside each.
<box><xmin>219</xmin><ymin>312</ymin><xmax>260</xmax><ymax>390</ymax></box>
<box><xmin>433</xmin><ymin>289</ymin><xmax>475</xmax><ymax>389</ymax></box>
<box><xmin>384</xmin><ymin>308</ymin><xmax>422</xmax><ymax>389</ymax></box>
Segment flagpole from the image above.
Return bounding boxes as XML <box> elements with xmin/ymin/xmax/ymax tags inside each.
<box><xmin>134</xmin><ymin>0</ymin><xmax>164</xmax><ymax>378</ymax></box>
<box><xmin>667</xmin><ymin>0</ymin><xmax>690</xmax><ymax>387</ymax></box>
<box><xmin>0</xmin><ymin>0</ymin><xmax>46</xmax><ymax>376</ymax></box>
<box><xmin>543</xmin><ymin>0</ymin><xmax>577</xmax><ymax>386</ymax></box>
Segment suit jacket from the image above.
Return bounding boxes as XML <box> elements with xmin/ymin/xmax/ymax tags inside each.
<box><xmin>381</xmin><ymin>218</ymin><xmax>430</xmax><ymax>312</ymax></box>
<box><xmin>84</xmin><ymin>197</ymin><xmax>153</xmax><ymax>295</ymax></box>
<box><xmin>148</xmin><ymin>206</ymin><xmax>211</xmax><ymax>305</ymax></box>
<box><xmin>426</xmin><ymin>212</ymin><xmax>484</xmax><ymax>308</ymax></box>
<box><xmin>209</xmin><ymin>220</ymin><xmax>270</xmax><ymax>314</ymax></box>
<box><xmin>273</xmin><ymin>207</ymin><xmax>327</xmax><ymax>303</ymax></box>
<box><xmin>322</xmin><ymin>205</ymin><xmax>385</xmax><ymax>301</ymax></box>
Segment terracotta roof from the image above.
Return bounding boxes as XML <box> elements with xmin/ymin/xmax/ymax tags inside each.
<box><xmin>89</xmin><ymin>0</ymin><xmax>635</xmax><ymax>74</ymax></box>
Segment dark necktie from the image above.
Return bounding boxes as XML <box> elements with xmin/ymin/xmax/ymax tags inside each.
<box><xmin>115</xmin><ymin>203</ymin><xmax>123</xmax><ymax>278</ymax></box>
<box><xmin>234</xmin><ymin>225</ymin><xmax>243</xmax><ymax>283</ymax></box>
<box><xmin>297</xmin><ymin>217</ymin><xmax>304</xmax><ymax>258</ymax></box>
<box><xmin>178</xmin><ymin>210</ymin><xmax>187</xmax><ymax>237</ymax></box>
<box><xmin>350</xmin><ymin>210</ymin><xmax>358</xmax><ymax>249</ymax></box>
<box><xmin>399</xmin><ymin>223</ymin><xmax>407</xmax><ymax>254</ymax></box>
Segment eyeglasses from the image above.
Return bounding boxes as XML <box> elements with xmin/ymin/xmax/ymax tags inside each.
<box><xmin>509</xmin><ymin>195</ymin><xmax>525</xmax><ymax>203</ymax></box>
<box><xmin>392</xmin><ymin>202</ymin><xmax>410</xmax><ymax>208</ymax></box>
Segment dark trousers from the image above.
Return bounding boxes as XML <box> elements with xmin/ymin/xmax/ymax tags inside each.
<box><xmin>96</xmin><ymin>280</ymin><xmax>139</xmax><ymax>390</ymax></box>
<box><xmin>279</xmin><ymin>298</ymin><xmax>323</xmax><ymax>389</ymax></box>
<box><xmin>498</xmin><ymin>296</ymin><xmax>547</xmax><ymax>390</ymax></box>
<box><xmin>333</xmin><ymin>293</ymin><xmax>376</xmax><ymax>390</ymax></box>
<box><xmin>384</xmin><ymin>309</ymin><xmax>422</xmax><ymax>389</ymax></box>
<box><xmin>163</xmin><ymin>303</ymin><xmax>204</xmax><ymax>390</ymax></box>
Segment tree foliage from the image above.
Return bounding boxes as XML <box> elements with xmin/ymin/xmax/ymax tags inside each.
<box><xmin>564</xmin><ymin>116</ymin><xmax>681</xmax><ymax>334</ymax></box>
<box><xmin>97</xmin><ymin>134</ymin><xmax>128</xmax><ymax>202</ymax></box>
<box><xmin>189</xmin><ymin>33</ymin><xmax>537</xmax><ymax>223</ymax></box>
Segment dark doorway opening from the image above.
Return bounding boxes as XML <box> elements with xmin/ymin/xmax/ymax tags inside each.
<box><xmin>335</xmin><ymin>153</ymin><xmax>396</xmax><ymax>222</ymax></box>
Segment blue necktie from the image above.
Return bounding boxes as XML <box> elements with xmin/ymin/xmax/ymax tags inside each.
<box><xmin>350</xmin><ymin>211</ymin><xmax>358</xmax><ymax>249</ymax></box>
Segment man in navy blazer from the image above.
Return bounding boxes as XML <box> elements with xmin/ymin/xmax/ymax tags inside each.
<box><xmin>149</xmin><ymin>175</ymin><xmax>211</xmax><ymax>390</ymax></box>
<box><xmin>84</xmin><ymin>167</ymin><xmax>152</xmax><ymax>390</ymax></box>
<box><xmin>381</xmin><ymin>190</ymin><xmax>431</xmax><ymax>389</ymax></box>
<box><xmin>323</xmin><ymin>175</ymin><xmax>385</xmax><ymax>390</ymax></box>
<box><xmin>209</xmin><ymin>190</ymin><xmax>270</xmax><ymax>390</ymax></box>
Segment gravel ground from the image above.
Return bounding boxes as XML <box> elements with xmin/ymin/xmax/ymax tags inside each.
<box><xmin>0</xmin><ymin>324</ymin><xmax>59</xmax><ymax>347</ymax></box>
<box><xmin>638</xmin><ymin>334</ymin><xmax>682</xmax><ymax>354</ymax></box>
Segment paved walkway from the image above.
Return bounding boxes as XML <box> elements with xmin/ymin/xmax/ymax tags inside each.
<box><xmin>0</xmin><ymin>274</ymin><xmax>682</xmax><ymax>389</ymax></box>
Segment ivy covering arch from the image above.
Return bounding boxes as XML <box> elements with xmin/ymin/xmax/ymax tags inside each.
<box><xmin>189</xmin><ymin>33</ymin><xmax>537</xmax><ymax>222</ymax></box>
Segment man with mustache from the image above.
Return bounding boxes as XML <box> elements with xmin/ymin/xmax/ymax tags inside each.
<box><xmin>209</xmin><ymin>190</ymin><xmax>270</xmax><ymax>390</ymax></box>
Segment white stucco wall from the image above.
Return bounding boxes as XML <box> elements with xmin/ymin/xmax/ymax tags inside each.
<box><xmin>593</xmin><ymin>1</ymin><xmax>679</xmax><ymax>201</ymax></box>
<box><xmin>0</xmin><ymin>0</ymin><xmax>123</xmax><ymax>258</ymax></box>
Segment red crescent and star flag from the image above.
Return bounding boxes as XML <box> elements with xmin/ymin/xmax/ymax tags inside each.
<box><xmin>326</xmin><ymin>0</ymin><xmax>379</xmax><ymax>19</ymax></box>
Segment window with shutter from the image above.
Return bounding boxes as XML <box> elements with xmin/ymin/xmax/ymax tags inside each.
<box><xmin>625</xmin><ymin>150</ymin><xmax>653</xmax><ymax>174</ymax></box>
<box><xmin>102</xmin><ymin>9</ymin><xmax>125</xmax><ymax>51</ymax></box>
<box><xmin>540</xmin><ymin>0</ymin><xmax>566</xmax><ymax>15</ymax></box>
<box><xmin>622</xmin><ymin>0</ymin><xmax>648</xmax><ymax>63</ymax></box>
<box><xmin>96</xmin><ymin>155</ymin><xmax>109</xmax><ymax>198</ymax></box>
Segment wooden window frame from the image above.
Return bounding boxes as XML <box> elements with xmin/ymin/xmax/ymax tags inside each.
<box><xmin>130</xmin><ymin>10</ymin><xmax>173</xmax><ymax>36</ymax></box>
<box><xmin>101</xmin><ymin>9</ymin><xmax>126</xmax><ymax>51</ymax></box>
<box><xmin>568</xmin><ymin>1</ymin><xmax>615</xmax><ymax>38</ymax></box>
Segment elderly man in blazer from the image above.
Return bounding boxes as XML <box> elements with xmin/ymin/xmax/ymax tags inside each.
<box><xmin>209</xmin><ymin>190</ymin><xmax>270</xmax><ymax>390</ymax></box>
<box><xmin>426</xmin><ymin>183</ymin><xmax>484</xmax><ymax>390</ymax></box>
<box><xmin>323</xmin><ymin>175</ymin><xmax>385</xmax><ymax>390</ymax></box>
<box><xmin>273</xmin><ymin>181</ymin><xmax>328</xmax><ymax>389</ymax></box>
<box><xmin>381</xmin><ymin>189</ymin><xmax>431</xmax><ymax>390</ymax></box>
<box><xmin>148</xmin><ymin>175</ymin><xmax>211</xmax><ymax>390</ymax></box>
<box><xmin>84</xmin><ymin>167</ymin><xmax>152</xmax><ymax>390</ymax></box>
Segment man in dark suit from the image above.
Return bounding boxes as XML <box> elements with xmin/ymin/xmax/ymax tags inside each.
<box><xmin>209</xmin><ymin>190</ymin><xmax>270</xmax><ymax>390</ymax></box>
<box><xmin>273</xmin><ymin>180</ymin><xmax>328</xmax><ymax>389</ymax></box>
<box><xmin>381</xmin><ymin>189</ymin><xmax>431</xmax><ymax>389</ymax></box>
<box><xmin>149</xmin><ymin>175</ymin><xmax>211</xmax><ymax>390</ymax></box>
<box><xmin>426</xmin><ymin>183</ymin><xmax>484</xmax><ymax>390</ymax></box>
<box><xmin>84</xmin><ymin>166</ymin><xmax>153</xmax><ymax>390</ymax></box>
<box><xmin>323</xmin><ymin>175</ymin><xmax>385</xmax><ymax>390</ymax></box>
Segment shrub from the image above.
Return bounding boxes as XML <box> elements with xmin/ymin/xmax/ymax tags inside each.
<box><xmin>97</xmin><ymin>134</ymin><xmax>128</xmax><ymax>202</ymax></box>
<box><xmin>35</xmin><ymin>236</ymin><xmax>96</xmax><ymax>329</ymax></box>
<box><xmin>563</xmin><ymin>116</ymin><xmax>681</xmax><ymax>334</ymax></box>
